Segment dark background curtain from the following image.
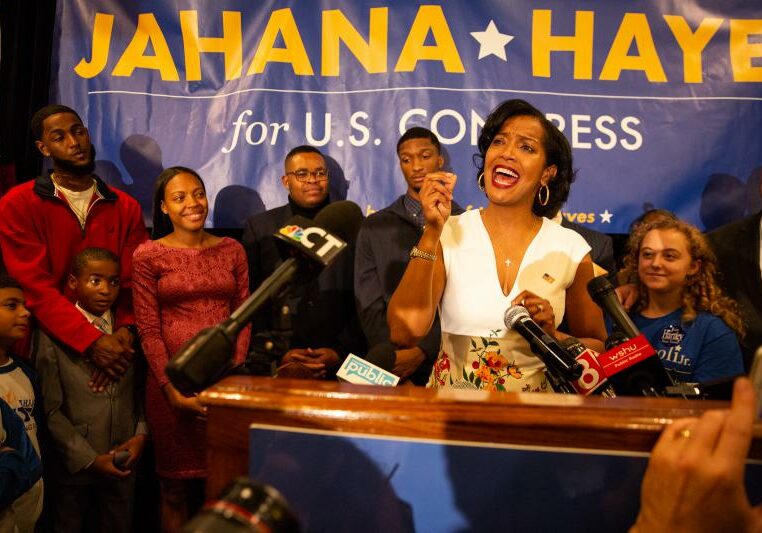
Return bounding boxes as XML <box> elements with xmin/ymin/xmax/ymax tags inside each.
<box><xmin>0</xmin><ymin>0</ymin><xmax>57</xmax><ymax>192</ymax></box>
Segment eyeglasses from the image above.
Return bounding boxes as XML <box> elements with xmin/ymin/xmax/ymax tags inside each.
<box><xmin>287</xmin><ymin>169</ymin><xmax>328</xmax><ymax>182</ymax></box>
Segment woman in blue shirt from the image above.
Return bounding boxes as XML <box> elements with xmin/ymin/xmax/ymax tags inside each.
<box><xmin>619</xmin><ymin>218</ymin><xmax>744</xmax><ymax>384</ymax></box>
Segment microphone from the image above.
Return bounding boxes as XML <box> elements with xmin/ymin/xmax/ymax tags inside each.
<box><xmin>364</xmin><ymin>342</ymin><xmax>397</xmax><ymax>372</ymax></box>
<box><xmin>273</xmin><ymin>200</ymin><xmax>363</xmax><ymax>266</ymax></box>
<box><xmin>605</xmin><ymin>331</ymin><xmax>630</xmax><ymax>351</ymax></box>
<box><xmin>586</xmin><ymin>275</ymin><xmax>673</xmax><ymax>396</ymax></box>
<box><xmin>559</xmin><ymin>337</ymin><xmax>586</xmax><ymax>358</ymax></box>
<box><xmin>166</xmin><ymin>201</ymin><xmax>363</xmax><ymax>394</ymax></box>
<box><xmin>596</xmin><ymin>336</ymin><xmax>672</xmax><ymax>396</ymax></box>
<box><xmin>336</xmin><ymin>354</ymin><xmax>400</xmax><ymax>386</ymax></box>
<box><xmin>559</xmin><ymin>337</ymin><xmax>615</xmax><ymax>397</ymax></box>
<box><xmin>504</xmin><ymin>305</ymin><xmax>582</xmax><ymax>393</ymax></box>
<box><xmin>587</xmin><ymin>276</ymin><xmax>640</xmax><ymax>339</ymax></box>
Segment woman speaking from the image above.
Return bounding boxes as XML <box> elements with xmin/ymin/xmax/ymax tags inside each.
<box><xmin>388</xmin><ymin>99</ymin><xmax>606</xmax><ymax>392</ymax></box>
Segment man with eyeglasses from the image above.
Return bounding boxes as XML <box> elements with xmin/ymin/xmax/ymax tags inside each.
<box><xmin>241</xmin><ymin>146</ymin><xmax>366</xmax><ymax>378</ymax></box>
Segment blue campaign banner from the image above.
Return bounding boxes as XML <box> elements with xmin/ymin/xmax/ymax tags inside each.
<box><xmin>52</xmin><ymin>1</ymin><xmax>762</xmax><ymax>232</ymax></box>
<box><xmin>248</xmin><ymin>424</ymin><xmax>762</xmax><ymax>531</ymax></box>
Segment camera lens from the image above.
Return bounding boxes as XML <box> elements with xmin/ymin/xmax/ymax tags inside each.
<box><xmin>183</xmin><ymin>478</ymin><xmax>299</xmax><ymax>533</ymax></box>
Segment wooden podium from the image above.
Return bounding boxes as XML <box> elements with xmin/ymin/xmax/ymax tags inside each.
<box><xmin>201</xmin><ymin>376</ymin><xmax>762</xmax><ymax>499</ymax></box>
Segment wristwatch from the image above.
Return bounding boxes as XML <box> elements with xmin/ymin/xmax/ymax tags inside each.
<box><xmin>409</xmin><ymin>246</ymin><xmax>437</xmax><ymax>262</ymax></box>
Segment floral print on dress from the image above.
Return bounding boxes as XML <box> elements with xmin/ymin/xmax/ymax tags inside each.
<box><xmin>432</xmin><ymin>351</ymin><xmax>453</xmax><ymax>387</ymax></box>
<box><xmin>461</xmin><ymin>329</ymin><xmax>524</xmax><ymax>392</ymax></box>
<box><xmin>429</xmin><ymin>330</ymin><xmax>549</xmax><ymax>392</ymax></box>
<box><xmin>521</xmin><ymin>380</ymin><xmax>549</xmax><ymax>393</ymax></box>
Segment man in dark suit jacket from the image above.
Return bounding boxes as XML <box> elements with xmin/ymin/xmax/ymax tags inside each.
<box><xmin>560</xmin><ymin>218</ymin><xmax>616</xmax><ymax>280</ymax></box>
<box><xmin>241</xmin><ymin>146</ymin><xmax>365</xmax><ymax>378</ymax></box>
<box><xmin>545</xmin><ymin>206</ymin><xmax>616</xmax><ymax>281</ymax></box>
<box><xmin>707</xmin><ymin>208</ymin><xmax>762</xmax><ymax>371</ymax></box>
<box><xmin>354</xmin><ymin>128</ymin><xmax>462</xmax><ymax>384</ymax></box>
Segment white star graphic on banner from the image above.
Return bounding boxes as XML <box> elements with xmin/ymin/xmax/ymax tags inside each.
<box><xmin>600</xmin><ymin>210</ymin><xmax>613</xmax><ymax>224</ymax></box>
<box><xmin>470</xmin><ymin>20</ymin><xmax>514</xmax><ymax>61</ymax></box>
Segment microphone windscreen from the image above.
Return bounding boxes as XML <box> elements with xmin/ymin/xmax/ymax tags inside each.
<box><xmin>559</xmin><ymin>336</ymin><xmax>586</xmax><ymax>357</ymax></box>
<box><xmin>587</xmin><ymin>275</ymin><xmax>614</xmax><ymax>303</ymax></box>
<box><xmin>503</xmin><ymin>305</ymin><xmax>530</xmax><ymax>329</ymax></box>
<box><xmin>313</xmin><ymin>200</ymin><xmax>363</xmax><ymax>243</ymax></box>
<box><xmin>605</xmin><ymin>331</ymin><xmax>629</xmax><ymax>351</ymax></box>
<box><xmin>365</xmin><ymin>342</ymin><xmax>397</xmax><ymax>372</ymax></box>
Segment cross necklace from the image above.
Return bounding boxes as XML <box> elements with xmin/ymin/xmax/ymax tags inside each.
<box><xmin>483</xmin><ymin>212</ymin><xmax>541</xmax><ymax>296</ymax></box>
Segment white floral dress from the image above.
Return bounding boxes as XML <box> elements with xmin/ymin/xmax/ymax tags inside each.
<box><xmin>428</xmin><ymin>210</ymin><xmax>590</xmax><ymax>392</ymax></box>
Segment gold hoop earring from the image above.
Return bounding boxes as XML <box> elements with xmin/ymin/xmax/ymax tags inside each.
<box><xmin>538</xmin><ymin>185</ymin><xmax>550</xmax><ymax>206</ymax></box>
<box><xmin>477</xmin><ymin>172</ymin><xmax>485</xmax><ymax>192</ymax></box>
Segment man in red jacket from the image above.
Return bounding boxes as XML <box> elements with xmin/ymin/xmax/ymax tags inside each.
<box><xmin>0</xmin><ymin>105</ymin><xmax>147</xmax><ymax>383</ymax></box>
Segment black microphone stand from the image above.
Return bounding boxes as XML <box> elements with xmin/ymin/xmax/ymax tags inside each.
<box><xmin>543</xmin><ymin>365</ymin><xmax>577</xmax><ymax>394</ymax></box>
<box><xmin>166</xmin><ymin>259</ymin><xmax>299</xmax><ymax>394</ymax></box>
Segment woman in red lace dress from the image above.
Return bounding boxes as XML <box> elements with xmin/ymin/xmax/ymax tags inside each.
<box><xmin>132</xmin><ymin>166</ymin><xmax>250</xmax><ymax>532</ymax></box>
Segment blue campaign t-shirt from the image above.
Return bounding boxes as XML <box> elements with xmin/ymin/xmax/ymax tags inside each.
<box><xmin>631</xmin><ymin>309</ymin><xmax>744</xmax><ymax>384</ymax></box>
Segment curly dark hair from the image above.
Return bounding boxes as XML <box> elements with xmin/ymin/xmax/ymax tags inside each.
<box><xmin>396</xmin><ymin>127</ymin><xmax>441</xmax><ymax>154</ymax></box>
<box><xmin>628</xmin><ymin>208</ymin><xmax>677</xmax><ymax>234</ymax></box>
<box><xmin>285</xmin><ymin>145</ymin><xmax>323</xmax><ymax>166</ymax></box>
<box><xmin>620</xmin><ymin>218</ymin><xmax>745</xmax><ymax>337</ymax></box>
<box><xmin>71</xmin><ymin>247</ymin><xmax>119</xmax><ymax>277</ymax></box>
<box><xmin>0</xmin><ymin>272</ymin><xmax>22</xmax><ymax>291</ymax></box>
<box><xmin>151</xmin><ymin>166</ymin><xmax>205</xmax><ymax>240</ymax></box>
<box><xmin>30</xmin><ymin>104</ymin><xmax>84</xmax><ymax>141</ymax></box>
<box><xmin>474</xmin><ymin>99</ymin><xmax>575</xmax><ymax>217</ymax></box>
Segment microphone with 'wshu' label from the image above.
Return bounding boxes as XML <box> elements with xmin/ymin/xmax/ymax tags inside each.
<box><xmin>587</xmin><ymin>276</ymin><xmax>673</xmax><ymax>396</ymax></box>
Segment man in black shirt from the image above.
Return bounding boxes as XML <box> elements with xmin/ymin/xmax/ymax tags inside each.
<box><xmin>242</xmin><ymin>146</ymin><xmax>365</xmax><ymax>377</ymax></box>
<box><xmin>355</xmin><ymin>128</ymin><xmax>463</xmax><ymax>384</ymax></box>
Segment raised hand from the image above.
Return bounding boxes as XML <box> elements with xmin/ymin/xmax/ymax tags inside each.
<box><xmin>420</xmin><ymin>172</ymin><xmax>457</xmax><ymax>232</ymax></box>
